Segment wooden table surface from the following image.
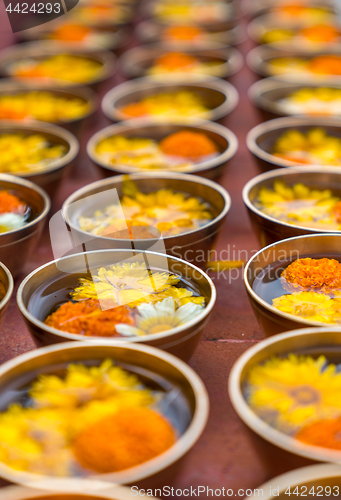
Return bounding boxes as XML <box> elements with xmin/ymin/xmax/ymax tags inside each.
<box><xmin>0</xmin><ymin>2</ymin><xmax>303</xmax><ymax>495</ymax></box>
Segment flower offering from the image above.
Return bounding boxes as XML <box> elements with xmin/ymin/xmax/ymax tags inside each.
<box><xmin>277</xmin><ymin>87</ymin><xmax>341</xmax><ymax>116</ymax></box>
<box><xmin>255</xmin><ymin>180</ymin><xmax>341</xmax><ymax>230</ymax></box>
<box><xmin>0</xmin><ymin>190</ymin><xmax>30</xmax><ymax>233</ymax></box>
<box><xmin>43</xmin><ymin>261</ymin><xmax>205</xmax><ymax>337</ymax></box>
<box><xmin>272</xmin><ymin>128</ymin><xmax>341</xmax><ymax>165</ymax></box>
<box><xmin>253</xmin><ymin>256</ymin><xmax>341</xmax><ymax>324</ymax></box>
<box><xmin>263</xmin><ymin>4</ymin><xmax>334</xmax><ymax>22</ymax></box>
<box><xmin>147</xmin><ymin>52</ymin><xmax>226</xmax><ymax>79</ymax></box>
<box><xmin>244</xmin><ymin>353</ymin><xmax>341</xmax><ymax>451</ymax></box>
<box><xmin>95</xmin><ymin>130</ymin><xmax>219</xmax><ymax>171</ymax></box>
<box><xmin>11</xmin><ymin>54</ymin><xmax>104</xmax><ymax>84</ymax></box>
<box><xmin>0</xmin><ymin>133</ymin><xmax>66</xmax><ymax>174</ymax></box>
<box><xmin>268</xmin><ymin>55</ymin><xmax>341</xmax><ymax>79</ymax></box>
<box><xmin>0</xmin><ymin>359</ymin><xmax>177</xmax><ymax>475</ymax></box>
<box><xmin>0</xmin><ymin>91</ymin><xmax>90</xmax><ymax>122</ymax></box>
<box><xmin>152</xmin><ymin>2</ymin><xmax>232</xmax><ymax>23</ymax></box>
<box><xmin>119</xmin><ymin>90</ymin><xmax>211</xmax><ymax>119</ymax></box>
<box><xmin>262</xmin><ymin>24</ymin><xmax>341</xmax><ymax>46</ymax></box>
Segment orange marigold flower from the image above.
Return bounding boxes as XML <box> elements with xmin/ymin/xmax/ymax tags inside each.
<box><xmin>281</xmin><ymin>258</ymin><xmax>341</xmax><ymax>294</ymax></box>
<box><xmin>44</xmin><ymin>298</ymin><xmax>134</xmax><ymax>337</ymax></box>
<box><xmin>73</xmin><ymin>407</ymin><xmax>175</xmax><ymax>472</ymax></box>
<box><xmin>160</xmin><ymin>130</ymin><xmax>218</xmax><ymax>158</ymax></box>
<box><xmin>0</xmin><ymin>191</ymin><xmax>26</xmax><ymax>215</ymax></box>
<box><xmin>308</xmin><ymin>55</ymin><xmax>341</xmax><ymax>75</ymax></box>
<box><xmin>154</xmin><ymin>52</ymin><xmax>197</xmax><ymax>70</ymax></box>
<box><xmin>296</xmin><ymin>417</ymin><xmax>341</xmax><ymax>450</ymax></box>
<box><xmin>333</xmin><ymin>201</ymin><xmax>341</xmax><ymax>223</ymax></box>
<box><xmin>52</xmin><ymin>24</ymin><xmax>91</xmax><ymax>41</ymax></box>
<box><xmin>164</xmin><ymin>25</ymin><xmax>203</xmax><ymax>41</ymax></box>
<box><xmin>120</xmin><ymin>102</ymin><xmax>150</xmax><ymax>118</ymax></box>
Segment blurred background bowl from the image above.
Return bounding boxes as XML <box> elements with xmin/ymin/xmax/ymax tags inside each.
<box><xmin>0</xmin><ymin>174</ymin><xmax>50</xmax><ymax>277</ymax></box>
<box><xmin>0</xmin><ymin>261</ymin><xmax>13</xmax><ymax>327</ymax></box>
<box><xmin>248</xmin><ymin>464</ymin><xmax>341</xmax><ymax>500</ymax></box>
<box><xmin>136</xmin><ymin>19</ymin><xmax>246</xmax><ymax>46</ymax></box>
<box><xmin>0</xmin><ymin>80</ymin><xmax>97</xmax><ymax>137</ymax></box>
<box><xmin>243</xmin><ymin>167</ymin><xmax>341</xmax><ymax>246</ymax></box>
<box><xmin>0</xmin><ymin>41</ymin><xmax>116</xmax><ymax>91</ymax></box>
<box><xmin>102</xmin><ymin>77</ymin><xmax>239</xmax><ymax>123</ymax></box>
<box><xmin>119</xmin><ymin>43</ymin><xmax>243</xmax><ymax>80</ymax></box>
<box><xmin>0</xmin><ymin>341</ymin><xmax>209</xmax><ymax>488</ymax></box>
<box><xmin>246</xmin><ymin>116</ymin><xmax>341</xmax><ymax>172</ymax></box>
<box><xmin>241</xmin><ymin>0</ymin><xmax>339</xmax><ymax>19</ymax></box>
<box><xmin>18</xmin><ymin>248</ymin><xmax>216</xmax><ymax>359</ymax></box>
<box><xmin>0</xmin><ymin>120</ymin><xmax>79</xmax><ymax>201</ymax></box>
<box><xmin>247</xmin><ymin>45</ymin><xmax>341</xmax><ymax>81</ymax></box>
<box><xmin>244</xmin><ymin>233</ymin><xmax>341</xmax><ymax>336</ymax></box>
<box><xmin>229</xmin><ymin>327</ymin><xmax>341</xmax><ymax>468</ymax></box>
<box><xmin>247</xmin><ymin>14</ymin><xmax>341</xmax><ymax>51</ymax></box>
<box><xmin>87</xmin><ymin>120</ymin><xmax>238</xmax><ymax>179</ymax></box>
<box><xmin>248</xmin><ymin>78</ymin><xmax>341</xmax><ymax>121</ymax></box>
<box><xmin>0</xmin><ymin>485</ymin><xmax>159</xmax><ymax>500</ymax></box>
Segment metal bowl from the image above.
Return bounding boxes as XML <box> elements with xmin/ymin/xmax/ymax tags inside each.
<box><xmin>136</xmin><ymin>19</ymin><xmax>246</xmax><ymax>46</ymax></box>
<box><xmin>102</xmin><ymin>77</ymin><xmax>239</xmax><ymax>123</ymax></box>
<box><xmin>248</xmin><ymin>77</ymin><xmax>341</xmax><ymax>121</ymax></box>
<box><xmin>0</xmin><ymin>485</ymin><xmax>159</xmax><ymax>500</ymax></box>
<box><xmin>229</xmin><ymin>327</ymin><xmax>341</xmax><ymax>465</ymax></box>
<box><xmin>0</xmin><ymin>261</ymin><xmax>13</xmax><ymax>327</ymax></box>
<box><xmin>87</xmin><ymin>120</ymin><xmax>238</xmax><ymax>179</ymax></box>
<box><xmin>0</xmin><ymin>80</ymin><xmax>97</xmax><ymax>137</ymax></box>
<box><xmin>247</xmin><ymin>45</ymin><xmax>341</xmax><ymax>82</ymax></box>
<box><xmin>17</xmin><ymin>248</ymin><xmax>216</xmax><ymax>359</ymax></box>
<box><xmin>241</xmin><ymin>0</ymin><xmax>339</xmax><ymax>19</ymax></box>
<box><xmin>0</xmin><ymin>174</ymin><xmax>50</xmax><ymax>277</ymax></box>
<box><xmin>248</xmin><ymin>464</ymin><xmax>341</xmax><ymax>500</ymax></box>
<box><xmin>244</xmin><ymin>233</ymin><xmax>341</xmax><ymax>337</ymax></box>
<box><xmin>119</xmin><ymin>43</ymin><xmax>243</xmax><ymax>80</ymax></box>
<box><xmin>246</xmin><ymin>116</ymin><xmax>341</xmax><ymax>172</ymax></box>
<box><xmin>17</xmin><ymin>19</ymin><xmax>129</xmax><ymax>53</ymax></box>
<box><xmin>0</xmin><ymin>41</ymin><xmax>116</xmax><ymax>91</ymax></box>
<box><xmin>61</xmin><ymin>173</ymin><xmax>230</xmax><ymax>267</ymax></box>
<box><xmin>243</xmin><ymin>167</ymin><xmax>341</xmax><ymax>246</ymax></box>
<box><xmin>0</xmin><ymin>120</ymin><xmax>79</xmax><ymax>201</ymax></box>
<box><xmin>248</xmin><ymin>14</ymin><xmax>341</xmax><ymax>51</ymax></box>
<box><xmin>0</xmin><ymin>341</ymin><xmax>209</xmax><ymax>488</ymax></box>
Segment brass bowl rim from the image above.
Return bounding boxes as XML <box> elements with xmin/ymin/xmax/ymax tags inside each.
<box><xmin>86</xmin><ymin>119</ymin><xmax>238</xmax><ymax>175</ymax></box>
<box><xmin>101</xmin><ymin>76</ymin><xmax>239</xmax><ymax>122</ymax></box>
<box><xmin>248</xmin><ymin>77</ymin><xmax>341</xmax><ymax>116</ymax></box>
<box><xmin>228</xmin><ymin>326</ymin><xmax>341</xmax><ymax>463</ymax></box>
<box><xmin>0</xmin><ymin>120</ymin><xmax>79</xmax><ymax>178</ymax></box>
<box><xmin>62</xmin><ymin>171</ymin><xmax>231</xmax><ymax>241</ymax></box>
<box><xmin>247</xmin><ymin>463</ymin><xmax>341</xmax><ymax>500</ymax></box>
<box><xmin>0</xmin><ymin>261</ymin><xmax>14</xmax><ymax>312</ymax></box>
<box><xmin>119</xmin><ymin>42</ymin><xmax>244</xmax><ymax>80</ymax></box>
<box><xmin>242</xmin><ymin>166</ymin><xmax>341</xmax><ymax>233</ymax></box>
<box><xmin>0</xmin><ymin>340</ymin><xmax>209</xmax><ymax>487</ymax></box>
<box><xmin>0</xmin><ymin>41</ymin><xmax>117</xmax><ymax>87</ymax></box>
<box><xmin>243</xmin><ymin>233</ymin><xmax>341</xmax><ymax>328</ymax></box>
<box><xmin>246</xmin><ymin>115</ymin><xmax>341</xmax><ymax>170</ymax></box>
<box><xmin>0</xmin><ymin>173</ymin><xmax>50</xmax><ymax>237</ymax></box>
<box><xmin>17</xmin><ymin>248</ymin><xmax>217</xmax><ymax>342</ymax></box>
<box><xmin>0</xmin><ymin>79</ymin><xmax>98</xmax><ymax>125</ymax></box>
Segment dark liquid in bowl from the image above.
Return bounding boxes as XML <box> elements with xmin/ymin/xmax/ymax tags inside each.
<box><xmin>252</xmin><ymin>253</ymin><xmax>341</xmax><ymax>305</ymax></box>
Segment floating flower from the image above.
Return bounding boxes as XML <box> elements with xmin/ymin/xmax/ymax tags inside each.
<box><xmin>272</xmin><ymin>291</ymin><xmax>339</xmax><ymax>323</ymax></box>
<box><xmin>70</xmin><ymin>262</ymin><xmax>190</xmax><ymax>308</ymax></box>
<box><xmin>296</xmin><ymin>416</ymin><xmax>341</xmax><ymax>450</ymax></box>
<box><xmin>159</xmin><ymin>130</ymin><xmax>218</xmax><ymax>158</ymax></box>
<box><xmin>116</xmin><ymin>297</ymin><xmax>204</xmax><ymax>336</ymax></box>
<box><xmin>255</xmin><ymin>180</ymin><xmax>341</xmax><ymax>231</ymax></box>
<box><xmin>281</xmin><ymin>258</ymin><xmax>341</xmax><ymax>293</ymax></box>
<box><xmin>245</xmin><ymin>354</ymin><xmax>341</xmax><ymax>431</ymax></box>
<box><xmin>278</xmin><ymin>87</ymin><xmax>341</xmax><ymax>116</ymax></box>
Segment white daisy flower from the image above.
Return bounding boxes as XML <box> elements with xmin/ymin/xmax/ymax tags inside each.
<box><xmin>116</xmin><ymin>297</ymin><xmax>204</xmax><ymax>337</ymax></box>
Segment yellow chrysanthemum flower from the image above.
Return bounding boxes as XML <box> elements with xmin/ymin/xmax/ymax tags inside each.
<box><xmin>272</xmin><ymin>291</ymin><xmax>341</xmax><ymax>324</ymax></box>
<box><xmin>71</xmin><ymin>262</ymin><xmax>205</xmax><ymax>308</ymax></box>
<box><xmin>246</xmin><ymin>354</ymin><xmax>341</xmax><ymax>431</ymax></box>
